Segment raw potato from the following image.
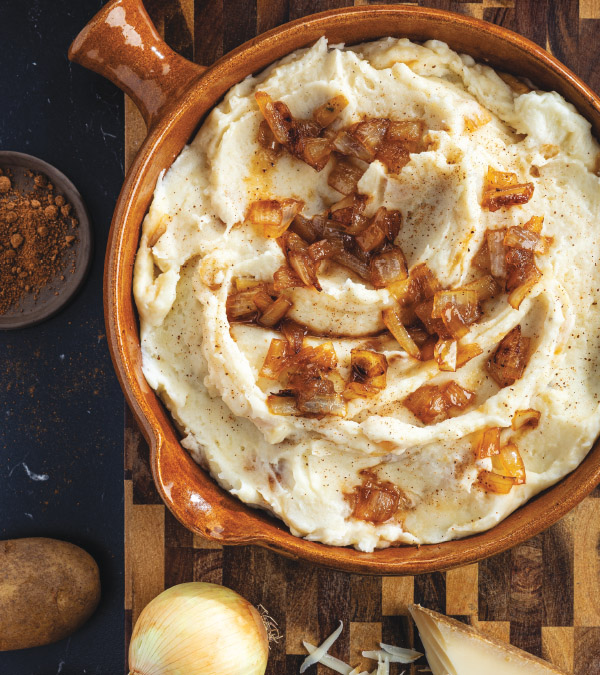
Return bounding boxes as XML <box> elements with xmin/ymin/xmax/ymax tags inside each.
<box><xmin>0</xmin><ymin>537</ymin><xmax>101</xmax><ymax>651</ymax></box>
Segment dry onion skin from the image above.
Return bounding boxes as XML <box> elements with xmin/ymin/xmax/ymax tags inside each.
<box><xmin>133</xmin><ymin>36</ymin><xmax>600</xmax><ymax>551</ymax></box>
<box><xmin>128</xmin><ymin>583</ymin><xmax>268</xmax><ymax>675</ymax></box>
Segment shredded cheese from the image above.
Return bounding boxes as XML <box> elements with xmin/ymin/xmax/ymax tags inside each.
<box><xmin>303</xmin><ymin>642</ymin><xmax>353</xmax><ymax>674</ymax></box>
<box><xmin>380</xmin><ymin>643</ymin><xmax>422</xmax><ymax>662</ymax></box>
<box><xmin>300</xmin><ymin>621</ymin><xmax>344</xmax><ymax>673</ymax></box>
<box><xmin>301</xmin><ymin>621</ymin><xmax>415</xmax><ymax>674</ymax></box>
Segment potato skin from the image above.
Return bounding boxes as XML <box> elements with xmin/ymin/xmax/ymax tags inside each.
<box><xmin>0</xmin><ymin>538</ymin><xmax>101</xmax><ymax>651</ymax></box>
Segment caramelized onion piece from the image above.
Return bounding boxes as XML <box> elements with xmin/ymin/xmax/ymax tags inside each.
<box><xmin>297</xmin><ymin>137</ymin><xmax>333</xmax><ymax>171</ymax></box>
<box><xmin>443</xmin><ymin>381</ymin><xmax>475</xmax><ymax>409</ymax></box>
<box><xmin>437</xmin><ymin>292</ymin><xmax>481</xmax><ymax>340</ymax></box>
<box><xmin>371</xmin><ymin>247</ymin><xmax>409</xmax><ymax>288</ymax></box>
<box><xmin>332</xmin><ymin>249</ymin><xmax>371</xmax><ymax>280</ymax></box>
<box><xmin>434</xmin><ymin>339</ymin><xmax>457</xmax><ymax>372</ymax></box>
<box><xmin>461</xmin><ymin>275</ymin><xmax>501</xmax><ymax>302</ymax></box>
<box><xmin>472</xmin><ymin>241</ymin><xmax>491</xmax><ymax>273</ymax></box>
<box><xmin>483</xmin><ymin>183</ymin><xmax>534</xmax><ymax>211</ymax></box>
<box><xmin>523</xmin><ymin>215</ymin><xmax>544</xmax><ymax>233</ymax></box>
<box><xmin>297</xmin><ymin>389</ymin><xmax>346</xmax><ymax>416</ymax></box>
<box><xmin>504</xmin><ymin>226</ymin><xmax>540</xmax><ymax>251</ymax></box>
<box><xmin>280</xmin><ymin>319</ymin><xmax>306</xmax><ymax>354</ymax></box>
<box><xmin>257</xmin><ymin>119</ymin><xmax>282</xmax><ymax>154</ymax></box>
<box><xmin>258</xmin><ymin>296</ymin><xmax>293</xmax><ymax>327</ymax></box>
<box><xmin>506</xmin><ymin>248</ymin><xmax>541</xmax><ymax>308</ymax></box>
<box><xmin>404</xmin><ymin>384</ymin><xmax>450</xmax><ymax>424</ymax></box>
<box><xmin>308</xmin><ymin>238</ymin><xmax>344</xmax><ymax>262</ymax></box>
<box><xmin>409</xmin><ymin>263</ymin><xmax>442</xmax><ymax>303</ymax></box>
<box><xmin>512</xmin><ymin>408</ymin><xmax>541</xmax><ymax>430</ymax></box>
<box><xmin>290</xmin><ymin>214</ymin><xmax>319</xmax><ymax>244</ymax></box>
<box><xmin>419</xmin><ymin>335</ymin><xmax>437</xmax><ymax>361</ymax></box>
<box><xmin>267</xmin><ymin>391</ymin><xmax>298</xmax><ymax>415</ymax></box>
<box><xmin>479</xmin><ymin>470</ymin><xmax>516</xmax><ymax>494</ymax></box>
<box><xmin>260</xmin><ymin>339</ymin><xmax>292</xmax><ymax>379</ymax></box>
<box><xmin>234</xmin><ymin>278</ymin><xmax>263</xmax><ymax>292</ymax></box>
<box><xmin>344</xmin><ymin>349</ymin><xmax>388</xmax><ymax>399</ymax></box>
<box><xmin>328</xmin><ymin>157</ymin><xmax>366</xmax><ymax>195</ymax></box>
<box><xmin>386</xmin><ymin>120</ymin><xmax>424</xmax><ymax>143</ymax></box>
<box><xmin>487</xmin><ymin>229</ymin><xmax>507</xmax><ymax>278</ymax></box>
<box><xmin>414</xmin><ymin>298</ymin><xmax>448</xmax><ymax>337</ymax></box>
<box><xmin>226</xmin><ymin>289</ymin><xmax>261</xmax><ymax>320</ymax></box>
<box><xmin>355</xmin><ymin>220</ymin><xmax>386</xmax><ymax>253</ymax></box>
<box><xmin>354</xmin><ymin>118</ymin><xmax>390</xmax><ymax>156</ymax></box>
<box><xmin>487</xmin><ymin>325</ymin><xmax>530</xmax><ymax>387</ymax></box>
<box><xmin>376</xmin><ymin>140</ymin><xmax>410</xmax><ymax>174</ymax></box>
<box><xmin>350</xmin><ymin>477</ymin><xmax>401</xmax><ymax>523</ymax></box>
<box><xmin>333</xmin><ymin>129</ymin><xmax>373</xmax><ymax>162</ymax></box>
<box><xmin>475</xmin><ymin>427</ymin><xmax>501</xmax><ymax>460</ymax></box>
<box><xmin>482</xmin><ymin>167</ymin><xmax>534</xmax><ymax>211</ymax></box>
<box><xmin>382</xmin><ymin>308</ymin><xmax>421</xmax><ymax>359</ymax></box>
<box><xmin>492</xmin><ymin>443</ymin><xmax>526</xmax><ymax>484</ymax></box>
<box><xmin>313</xmin><ymin>94</ymin><xmax>349</xmax><ymax>128</ymax></box>
<box><xmin>273</xmin><ymin>265</ymin><xmax>303</xmax><ymax>293</ymax></box>
<box><xmin>255</xmin><ymin>91</ymin><xmax>294</xmax><ymax>145</ymax></box>
<box><xmin>252</xmin><ymin>289</ymin><xmax>274</xmax><ymax>312</ymax></box>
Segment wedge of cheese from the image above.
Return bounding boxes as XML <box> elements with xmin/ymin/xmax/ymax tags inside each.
<box><xmin>408</xmin><ymin>605</ymin><xmax>567</xmax><ymax>675</ymax></box>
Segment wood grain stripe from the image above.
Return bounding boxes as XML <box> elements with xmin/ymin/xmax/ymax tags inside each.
<box><xmin>580</xmin><ymin>0</ymin><xmax>600</xmax><ymax>19</ymax></box>
<box><xmin>543</xmin><ymin>513</ymin><xmax>574</xmax><ymax>627</ymax></box>
<box><xmin>257</xmin><ymin>0</ymin><xmax>290</xmax><ymax>32</ymax></box>
<box><xmin>509</xmin><ymin>536</ymin><xmax>543</xmax><ymax>656</ymax></box>
<box><xmin>194</xmin><ymin>0</ymin><xmax>224</xmax><ymax>65</ymax></box>
<box><xmin>128</xmin><ymin>501</ymin><xmax>165</xmax><ymax>624</ymax></box>
<box><xmin>382</xmin><ymin>576</ymin><xmax>414</xmax><ymax>616</ymax></box>
<box><xmin>476</xmin><ymin>620</ymin><xmax>511</xmax><ymax>642</ymax></box>
<box><xmin>479</xmin><ymin>550</ymin><xmax>511</xmax><ymax>621</ymax></box>
<box><xmin>574</xmin><ymin>627</ymin><xmax>600</xmax><ymax>675</ymax></box>
<box><xmin>548</xmin><ymin>0</ymin><xmax>579</xmax><ymax>72</ymax></box>
<box><xmin>446</xmin><ymin>563</ymin><xmax>478</xmax><ymax>617</ymax></box>
<box><xmin>542</xmin><ymin>626</ymin><xmax>574</xmax><ymax>673</ymax></box>
<box><xmin>414</xmin><ymin>572</ymin><xmax>446</xmax><ymax>615</ymax></box>
<box><xmin>285</xmin><ymin>560</ymin><xmax>319</xmax><ymax>654</ymax></box>
<box><xmin>350</xmin><ymin>622</ymin><xmax>381</xmax><ymax>672</ymax></box>
<box><xmin>223</xmin><ymin>0</ymin><xmax>258</xmax><ymax>52</ymax></box>
<box><xmin>318</xmin><ymin>568</ymin><xmax>351</xmax><ymax>671</ymax></box>
<box><xmin>574</xmin><ymin>498</ymin><xmax>600</xmax><ymax>626</ymax></box>
<box><xmin>351</xmin><ymin>574</ymin><xmax>382</xmax><ymax>620</ymax></box>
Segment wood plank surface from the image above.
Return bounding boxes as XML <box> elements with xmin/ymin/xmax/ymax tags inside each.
<box><xmin>124</xmin><ymin>2</ymin><xmax>600</xmax><ymax>673</ymax></box>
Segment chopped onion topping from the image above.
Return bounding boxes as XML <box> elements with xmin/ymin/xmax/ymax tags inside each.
<box><xmin>475</xmin><ymin>427</ymin><xmax>501</xmax><ymax>460</ymax></box>
<box><xmin>332</xmin><ymin>249</ymin><xmax>371</xmax><ymax>280</ymax></box>
<box><xmin>280</xmin><ymin>318</ymin><xmax>306</xmax><ymax>353</ymax></box>
<box><xmin>382</xmin><ymin>308</ymin><xmax>421</xmax><ymax>359</ymax></box>
<box><xmin>434</xmin><ymin>339</ymin><xmax>458</xmax><ymax>372</ymax></box>
<box><xmin>349</xmin><ymin>476</ymin><xmax>401</xmax><ymax>523</ymax></box>
<box><xmin>487</xmin><ymin>325</ymin><xmax>530</xmax><ymax>387</ymax></box>
<box><xmin>354</xmin><ymin>118</ymin><xmax>390</xmax><ymax>156</ymax></box>
<box><xmin>333</xmin><ymin>129</ymin><xmax>373</xmax><ymax>162</ymax></box>
<box><xmin>290</xmin><ymin>214</ymin><xmax>320</xmax><ymax>243</ymax></box>
<box><xmin>504</xmin><ymin>226</ymin><xmax>540</xmax><ymax>251</ymax></box>
<box><xmin>523</xmin><ymin>215</ymin><xmax>544</xmax><ymax>233</ymax></box>
<box><xmin>255</xmin><ymin>91</ymin><xmax>294</xmax><ymax>145</ymax></box>
<box><xmin>370</xmin><ymin>248</ymin><xmax>408</xmax><ymax>288</ymax></box>
<box><xmin>376</xmin><ymin>140</ymin><xmax>410</xmax><ymax>174</ymax></box>
<box><xmin>298</xmin><ymin>136</ymin><xmax>333</xmax><ymax>171</ymax></box>
<box><xmin>328</xmin><ymin>157</ymin><xmax>366</xmax><ymax>195</ymax></box>
<box><xmin>300</xmin><ymin>621</ymin><xmax>344</xmax><ymax>673</ymax></box>
<box><xmin>266</xmin><ymin>392</ymin><xmax>298</xmax><ymax>415</ymax></box>
<box><xmin>258</xmin><ymin>295</ymin><xmax>293</xmax><ymax>327</ymax></box>
<box><xmin>404</xmin><ymin>381</ymin><xmax>474</xmax><ymax>424</ymax></box>
<box><xmin>482</xmin><ymin>167</ymin><xmax>534</xmax><ymax>211</ymax></box>
<box><xmin>479</xmin><ymin>469</ymin><xmax>516</xmax><ymax>494</ymax></box>
<box><xmin>344</xmin><ymin>349</ymin><xmax>388</xmax><ymax>399</ymax></box>
<box><xmin>512</xmin><ymin>408</ymin><xmax>541</xmax><ymax>430</ymax></box>
<box><xmin>386</xmin><ymin>120</ymin><xmax>424</xmax><ymax>143</ymax></box>
<box><xmin>273</xmin><ymin>265</ymin><xmax>302</xmax><ymax>293</ymax></box>
<box><xmin>257</xmin><ymin>119</ymin><xmax>282</xmax><ymax>154</ymax></box>
<box><xmin>313</xmin><ymin>94</ymin><xmax>349</xmax><ymax>128</ymax></box>
<box><xmin>260</xmin><ymin>339</ymin><xmax>292</xmax><ymax>379</ymax></box>
<box><xmin>492</xmin><ymin>442</ymin><xmax>526</xmax><ymax>484</ymax></box>
<box><xmin>226</xmin><ymin>288</ymin><xmax>261</xmax><ymax>320</ymax></box>
<box><xmin>461</xmin><ymin>275</ymin><xmax>500</xmax><ymax>301</ymax></box>
<box><xmin>505</xmin><ymin>248</ymin><xmax>541</xmax><ymax>308</ymax></box>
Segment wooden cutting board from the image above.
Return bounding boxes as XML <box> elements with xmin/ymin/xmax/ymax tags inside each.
<box><xmin>124</xmin><ymin>2</ymin><xmax>600</xmax><ymax>673</ymax></box>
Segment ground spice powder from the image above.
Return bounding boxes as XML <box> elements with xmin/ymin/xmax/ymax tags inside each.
<box><xmin>0</xmin><ymin>168</ymin><xmax>78</xmax><ymax>314</ymax></box>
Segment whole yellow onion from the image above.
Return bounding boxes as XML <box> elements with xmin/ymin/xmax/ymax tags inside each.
<box><xmin>129</xmin><ymin>582</ymin><xmax>269</xmax><ymax>675</ymax></box>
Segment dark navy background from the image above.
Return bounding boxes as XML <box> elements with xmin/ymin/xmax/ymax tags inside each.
<box><xmin>0</xmin><ymin>1</ymin><xmax>125</xmax><ymax>673</ymax></box>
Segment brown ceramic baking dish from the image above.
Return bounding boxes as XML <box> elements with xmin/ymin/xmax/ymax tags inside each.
<box><xmin>70</xmin><ymin>0</ymin><xmax>600</xmax><ymax>575</ymax></box>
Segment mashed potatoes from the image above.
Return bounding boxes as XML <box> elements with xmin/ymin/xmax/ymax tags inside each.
<box><xmin>133</xmin><ymin>37</ymin><xmax>600</xmax><ymax>551</ymax></box>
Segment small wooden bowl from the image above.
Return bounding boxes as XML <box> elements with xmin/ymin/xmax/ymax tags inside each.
<box><xmin>69</xmin><ymin>0</ymin><xmax>600</xmax><ymax>574</ymax></box>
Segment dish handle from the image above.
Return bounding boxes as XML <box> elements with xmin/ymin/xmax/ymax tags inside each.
<box><xmin>68</xmin><ymin>0</ymin><xmax>205</xmax><ymax>130</ymax></box>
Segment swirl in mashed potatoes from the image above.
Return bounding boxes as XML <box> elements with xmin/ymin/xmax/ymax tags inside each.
<box><xmin>133</xmin><ymin>37</ymin><xmax>600</xmax><ymax>551</ymax></box>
